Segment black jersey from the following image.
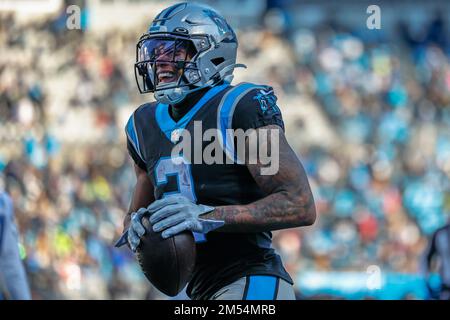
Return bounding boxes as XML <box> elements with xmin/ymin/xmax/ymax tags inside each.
<box><xmin>125</xmin><ymin>82</ymin><xmax>293</xmax><ymax>299</ymax></box>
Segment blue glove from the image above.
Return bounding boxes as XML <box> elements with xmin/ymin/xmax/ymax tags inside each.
<box><xmin>149</xmin><ymin>195</ymin><xmax>225</xmax><ymax>239</ymax></box>
<box><xmin>114</xmin><ymin>207</ymin><xmax>148</xmax><ymax>252</ymax></box>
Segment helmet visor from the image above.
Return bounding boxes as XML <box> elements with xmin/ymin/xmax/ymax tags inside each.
<box><xmin>135</xmin><ymin>37</ymin><xmax>199</xmax><ymax>93</ymax></box>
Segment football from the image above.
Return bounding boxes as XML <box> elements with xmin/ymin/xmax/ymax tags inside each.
<box><xmin>136</xmin><ymin>216</ymin><xmax>196</xmax><ymax>296</ymax></box>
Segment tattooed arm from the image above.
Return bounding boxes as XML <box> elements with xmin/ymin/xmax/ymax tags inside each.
<box><xmin>202</xmin><ymin>125</ymin><xmax>316</xmax><ymax>232</ymax></box>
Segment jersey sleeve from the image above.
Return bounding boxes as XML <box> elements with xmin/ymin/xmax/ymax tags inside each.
<box><xmin>125</xmin><ymin>111</ymin><xmax>147</xmax><ymax>171</ymax></box>
<box><xmin>232</xmin><ymin>86</ymin><xmax>285</xmax><ymax>131</ymax></box>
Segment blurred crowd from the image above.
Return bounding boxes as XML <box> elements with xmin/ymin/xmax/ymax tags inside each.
<box><xmin>0</xmin><ymin>3</ymin><xmax>449</xmax><ymax>299</ymax></box>
<box><xmin>266</xmin><ymin>12</ymin><xmax>450</xmax><ymax>299</ymax></box>
<box><xmin>0</xmin><ymin>10</ymin><xmax>152</xmax><ymax>299</ymax></box>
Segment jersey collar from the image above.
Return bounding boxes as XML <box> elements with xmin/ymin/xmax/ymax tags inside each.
<box><xmin>155</xmin><ymin>82</ymin><xmax>230</xmax><ymax>143</ymax></box>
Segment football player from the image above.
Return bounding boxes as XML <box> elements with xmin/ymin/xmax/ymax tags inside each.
<box><xmin>116</xmin><ymin>2</ymin><xmax>316</xmax><ymax>300</ymax></box>
<box><xmin>0</xmin><ymin>190</ymin><xmax>31</xmax><ymax>300</ymax></box>
<box><xmin>421</xmin><ymin>222</ymin><xmax>450</xmax><ymax>300</ymax></box>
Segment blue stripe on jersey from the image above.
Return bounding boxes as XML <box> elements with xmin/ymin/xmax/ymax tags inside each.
<box><xmin>244</xmin><ymin>275</ymin><xmax>278</xmax><ymax>300</ymax></box>
<box><xmin>125</xmin><ymin>113</ymin><xmax>145</xmax><ymax>163</ymax></box>
<box><xmin>156</xmin><ymin>83</ymin><xmax>230</xmax><ymax>143</ymax></box>
<box><xmin>217</xmin><ymin>83</ymin><xmax>266</xmax><ymax>164</ymax></box>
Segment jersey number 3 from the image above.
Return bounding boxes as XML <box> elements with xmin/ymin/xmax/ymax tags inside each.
<box><xmin>154</xmin><ymin>155</ymin><xmax>206</xmax><ymax>243</ymax></box>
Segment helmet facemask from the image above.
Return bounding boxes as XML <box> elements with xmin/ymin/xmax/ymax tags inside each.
<box><xmin>135</xmin><ymin>35</ymin><xmax>204</xmax><ymax>104</ymax></box>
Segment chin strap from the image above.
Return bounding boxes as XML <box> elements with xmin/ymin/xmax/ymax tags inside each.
<box><xmin>154</xmin><ymin>63</ymin><xmax>247</xmax><ymax>104</ymax></box>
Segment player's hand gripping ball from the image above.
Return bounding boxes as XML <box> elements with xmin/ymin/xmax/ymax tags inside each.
<box><xmin>114</xmin><ymin>196</ymin><xmax>224</xmax><ymax>296</ymax></box>
<box><xmin>148</xmin><ymin>195</ymin><xmax>225</xmax><ymax>239</ymax></box>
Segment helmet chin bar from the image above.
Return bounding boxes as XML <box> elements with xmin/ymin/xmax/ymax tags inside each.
<box><xmin>152</xmin><ymin>69</ymin><xmax>194</xmax><ymax>105</ymax></box>
<box><xmin>154</xmin><ymin>85</ymin><xmax>186</xmax><ymax>105</ymax></box>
